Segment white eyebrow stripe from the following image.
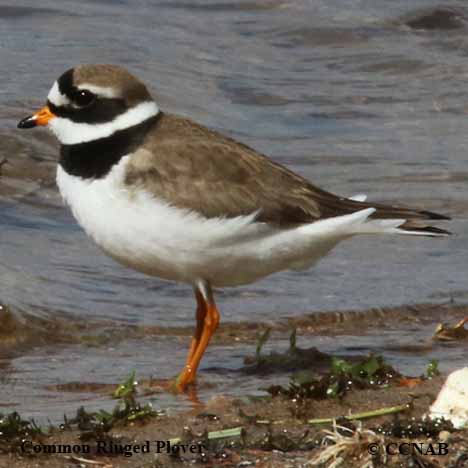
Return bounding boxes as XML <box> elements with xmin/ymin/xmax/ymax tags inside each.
<box><xmin>47</xmin><ymin>100</ymin><xmax>159</xmax><ymax>145</ymax></box>
<box><xmin>77</xmin><ymin>84</ymin><xmax>119</xmax><ymax>99</ymax></box>
<box><xmin>47</xmin><ymin>81</ymin><xmax>70</xmax><ymax>107</ymax></box>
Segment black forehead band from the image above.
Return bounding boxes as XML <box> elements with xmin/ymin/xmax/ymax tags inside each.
<box><xmin>58</xmin><ymin>68</ymin><xmax>76</xmax><ymax>97</ymax></box>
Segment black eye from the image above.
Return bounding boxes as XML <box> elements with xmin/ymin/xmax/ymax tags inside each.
<box><xmin>72</xmin><ymin>89</ymin><xmax>95</xmax><ymax>107</ymax></box>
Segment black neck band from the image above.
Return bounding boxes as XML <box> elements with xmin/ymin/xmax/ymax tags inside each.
<box><xmin>59</xmin><ymin>113</ymin><xmax>161</xmax><ymax>179</ymax></box>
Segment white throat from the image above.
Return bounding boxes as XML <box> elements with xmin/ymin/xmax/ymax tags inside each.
<box><xmin>48</xmin><ymin>101</ymin><xmax>159</xmax><ymax>145</ymax></box>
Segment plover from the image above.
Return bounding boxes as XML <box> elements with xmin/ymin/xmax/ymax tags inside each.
<box><xmin>18</xmin><ymin>64</ymin><xmax>450</xmax><ymax>391</ymax></box>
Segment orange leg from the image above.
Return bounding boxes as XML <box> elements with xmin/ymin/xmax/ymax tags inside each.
<box><xmin>176</xmin><ymin>282</ymin><xmax>220</xmax><ymax>391</ymax></box>
<box><xmin>184</xmin><ymin>288</ymin><xmax>207</xmax><ymax>367</ymax></box>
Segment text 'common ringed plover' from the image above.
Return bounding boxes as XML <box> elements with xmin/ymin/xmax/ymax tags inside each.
<box><xmin>18</xmin><ymin>64</ymin><xmax>450</xmax><ymax>391</ymax></box>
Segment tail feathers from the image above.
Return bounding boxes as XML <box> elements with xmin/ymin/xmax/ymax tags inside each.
<box><xmin>406</xmin><ymin>210</ymin><xmax>450</xmax><ymax>221</ymax></box>
<box><xmin>303</xmin><ymin>207</ymin><xmax>450</xmax><ymax>238</ymax></box>
<box><xmin>341</xmin><ymin>206</ymin><xmax>451</xmax><ymax>237</ymax></box>
<box><xmin>335</xmin><ymin>194</ymin><xmax>451</xmax><ymax>237</ymax></box>
<box><xmin>371</xmin><ymin>206</ymin><xmax>451</xmax><ymax>236</ymax></box>
<box><xmin>394</xmin><ymin>222</ymin><xmax>451</xmax><ymax>236</ymax></box>
<box><xmin>348</xmin><ymin>193</ymin><xmax>368</xmax><ymax>202</ymax></box>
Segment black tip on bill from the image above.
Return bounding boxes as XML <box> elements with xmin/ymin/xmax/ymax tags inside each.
<box><xmin>17</xmin><ymin>115</ymin><xmax>37</xmax><ymax>129</ymax></box>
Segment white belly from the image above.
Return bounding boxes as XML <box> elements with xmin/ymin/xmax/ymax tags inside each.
<box><xmin>56</xmin><ymin>157</ymin><xmax>355</xmax><ymax>287</ymax></box>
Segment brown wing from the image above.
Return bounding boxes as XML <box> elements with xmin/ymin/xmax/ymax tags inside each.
<box><xmin>124</xmin><ymin>113</ymin><xmax>450</xmax><ymax>232</ymax></box>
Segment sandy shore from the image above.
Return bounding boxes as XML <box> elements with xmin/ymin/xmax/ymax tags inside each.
<box><xmin>1</xmin><ymin>372</ymin><xmax>467</xmax><ymax>467</ymax></box>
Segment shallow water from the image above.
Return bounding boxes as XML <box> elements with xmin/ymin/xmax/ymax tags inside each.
<box><xmin>1</xmin><ymin>0</ymin><xmax>468</xmax><ymax>421</ymax></box>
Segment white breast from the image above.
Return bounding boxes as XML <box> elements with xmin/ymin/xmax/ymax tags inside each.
<box><xmin>56</xmin><ymin>156</ymin><xmax>358</xmax><ymax>286</ymax></box>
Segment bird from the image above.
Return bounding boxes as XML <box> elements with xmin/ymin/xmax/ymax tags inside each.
<box><xmin>17</xmin><ymin>64</ymin><xmax>450</xmax><ymax>391</ymax></box>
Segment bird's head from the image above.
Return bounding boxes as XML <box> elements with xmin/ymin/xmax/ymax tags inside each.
<box><xmin>17</xmin><ymin>64</ymin><xmax>159</xmax><ymax>145</ymax></box>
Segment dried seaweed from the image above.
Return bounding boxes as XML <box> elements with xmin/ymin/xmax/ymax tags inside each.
<box><xmin>0</xmin><ymin>412</ymin><xmax>44</xmax><ymax>453</ymax></box>
<box><xmin>266</xmin><ymin>354</ymin><xmax>401</xmax><ymax>401</ymax></box>
<box><xmin>433</xmin><ymin>317</ymin><xmax>468</xmax><ymax>341</ymax></box>
<box><xmin>0</xmin><ymin>372</ymin><xmax>160</xmax><ymax>454</ymax></box>
<box><xmin>243</xmin><ymin>327</ymin><xmax>329</xmax><ymax>373</ymax></box>
<box><xmin>70</xmin><ymin>372</ymin><xmax>159</xmax><ymax>440</ymax></box>
<box><xmin>375</xmin><ymin>416</ymin><xmax>455</xmax><ymax>438</ymax></box>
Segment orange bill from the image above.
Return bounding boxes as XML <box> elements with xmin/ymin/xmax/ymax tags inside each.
<box><xmin>17</xmin><ymin>106</ymin><xmax>56</xmax><ymax>129</ymax></box>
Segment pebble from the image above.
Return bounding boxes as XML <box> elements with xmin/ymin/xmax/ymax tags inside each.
<box><xmin>438</xmin><ymin>430</ymin><xmax>451</xmax><ymax>443</ymax></box>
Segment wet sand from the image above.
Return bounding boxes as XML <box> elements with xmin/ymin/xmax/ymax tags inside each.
<box><xmin>1</xmin><ymin>374</ymin><xmax>466</xmax><ymax>467</ymax></box>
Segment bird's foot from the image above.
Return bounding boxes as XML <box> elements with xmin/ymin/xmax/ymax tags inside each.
<box><xmin>142</xmin><ymin>375</ymin><xmax>200</xmax><ymax>403</ymax></box>
<box><xmin>174</xmin><ymin>366</ymin><xmax>196</xmax><ymax>392</ymax></box>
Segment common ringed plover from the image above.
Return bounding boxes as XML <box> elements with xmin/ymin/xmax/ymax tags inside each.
<box><xmin>18</xmin><ymin>64</ymin><xmax>451</xmax><ymax>391</ymax></box>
